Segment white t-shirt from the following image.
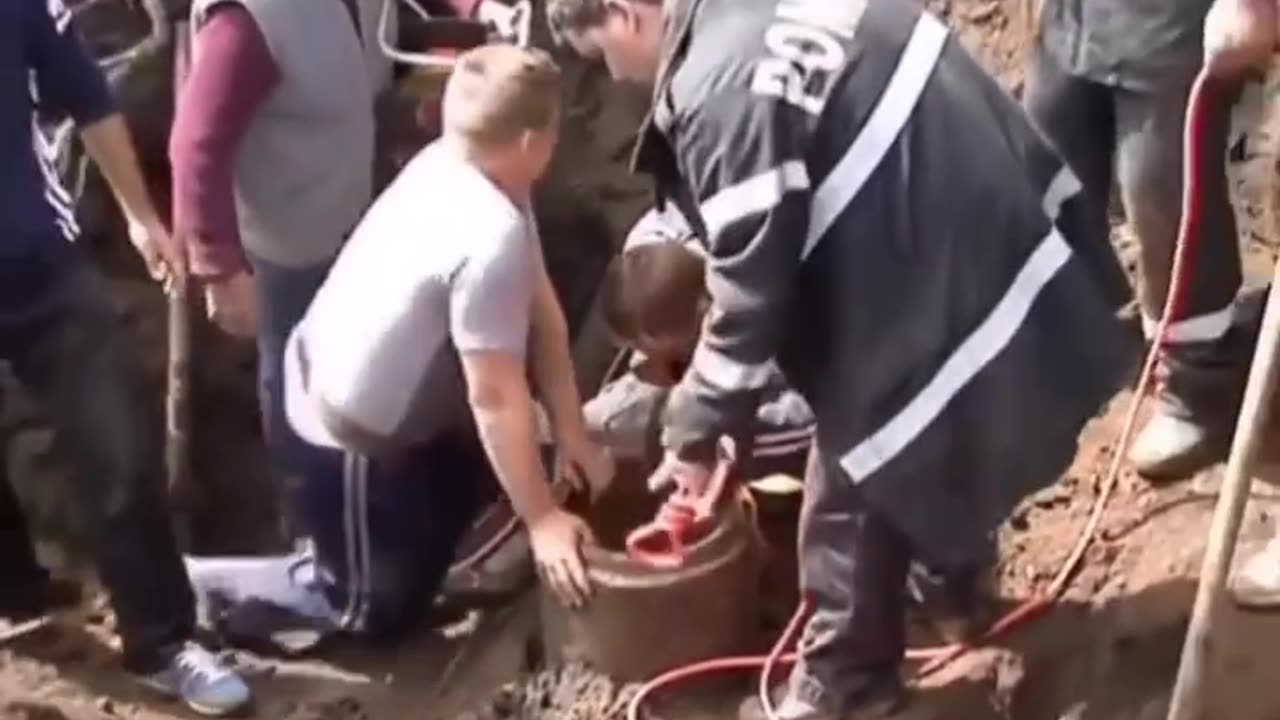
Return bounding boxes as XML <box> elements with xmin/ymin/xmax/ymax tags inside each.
<box><xmin>286</xmin><ymin>141</ymin><xmax>541</xmax><ymax>451</ymax></box>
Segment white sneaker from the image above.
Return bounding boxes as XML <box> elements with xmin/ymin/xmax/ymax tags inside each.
<box><xmin>136</xmin><ymin>642</ymin><xmax>251</xmax><ymax>716</ymax></box>
<box><xmin>1231</xmin><ymin>536</ymin><xmax>1280</xmax><ymax>610</ymax></box>
<box><xmin>1128</xmin><ymin>411</ymin><xmax>1227</xmax><ymax>482</ymax></box>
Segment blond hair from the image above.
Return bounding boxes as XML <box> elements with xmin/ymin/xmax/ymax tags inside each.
<box><xmin>442</xmin><ymin>45</ymin><xmax>562</xmax><ymax>145</ymax></box>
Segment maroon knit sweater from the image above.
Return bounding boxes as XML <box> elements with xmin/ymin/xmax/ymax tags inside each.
<box><xmin>170</xmin><ymin>0</ymin><xmax>481</xmax><ymax>279</ymax></box>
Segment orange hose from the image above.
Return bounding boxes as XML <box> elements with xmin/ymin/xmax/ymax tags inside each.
<box><xmin>624</xmin><ymin>69</ymin><xmax>1217</xmax><ymax>720</ymax></box>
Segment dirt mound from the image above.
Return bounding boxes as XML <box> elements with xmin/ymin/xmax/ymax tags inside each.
<box><xmin>451</xmin><ymin>663</ymin><xmax>640</xmax><ymax>720</ymax></box>
<box><xmin>0</xmin><ymin>703</ymin><xmax>70</xmax><ymax>720</ymax></box>
<box><xmin>279</xmin><ymin>696</ymin><xmax>371</xmax><ymax>720</ymax></box>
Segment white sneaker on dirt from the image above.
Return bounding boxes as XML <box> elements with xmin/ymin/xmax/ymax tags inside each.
<box><xmin>1128</xmin><ymin>411</ymin><xmax>1227</xmax><ymax>482</ymax></box>
<box><xmin>136</xmin><ymin>642</ymin><xmax>251</xmax><ymax>716</ymax></box>
<box><xmin>1231</xmin><ymin>536</ymin><xmax>1280</xmax><ymax>610</ymax></box>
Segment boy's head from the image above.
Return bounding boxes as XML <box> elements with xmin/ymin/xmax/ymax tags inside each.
<box><xmin>603</xmin><ymin>240</ymin><xmax>708</xmax><ymax>365</ymax></box>
<box><xmin>547</xmin><ymin>0</ymin><xmax>664</xmax><ymax>83</ymax></box>
<box><xmin>442</xmin><ymin>45</ymin><xmax>562</xmax><ymax>186</ymax></box>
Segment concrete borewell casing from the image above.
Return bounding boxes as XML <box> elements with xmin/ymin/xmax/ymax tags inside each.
<box><xmin>539</xmin><ymin>475</ymin><xmax>762</xmax><ymax>683</ymax></box>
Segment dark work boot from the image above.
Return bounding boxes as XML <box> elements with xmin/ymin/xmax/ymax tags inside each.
<box><xmin>1131</xmin><ymin>291</ymin><xmax>1264</xmax><ymax>482</ymax></box>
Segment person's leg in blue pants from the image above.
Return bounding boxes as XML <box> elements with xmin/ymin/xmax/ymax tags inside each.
<box><xmin>300</xmin><ymin>433</ymin><xmax>495</xmax><ymax>641</ymax></box>
<box><xmin>245</xmin><ymin>252</ymin><xmax>333</xmax><ymax>542</ymax></box>
<box><xmin>0</xmin><ymin>265</ymin><xmax>196</xmax><ymax>668</ymax></box>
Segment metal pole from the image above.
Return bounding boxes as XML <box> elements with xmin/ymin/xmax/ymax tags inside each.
<box><xmin>1167</xmin><ymin>258</ymin><xmax>1280</xmax><ymax>720</ymax></box>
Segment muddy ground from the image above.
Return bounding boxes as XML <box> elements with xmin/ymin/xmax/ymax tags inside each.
<box><xmin>7</xmin><ymin>0</ymin><xmax>1280</xmax><ymax>718</ymax></box>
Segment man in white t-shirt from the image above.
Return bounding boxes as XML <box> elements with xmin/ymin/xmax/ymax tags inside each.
<box><xmin>183</xmin><ymin>45</ymin><xmax>613</xmax><ymax>648</ymax></box>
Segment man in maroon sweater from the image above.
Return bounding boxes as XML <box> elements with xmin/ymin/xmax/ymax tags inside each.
<box><xmin>170</xmin><ymin>0</ymin><xmax>368</xmax><ymax>546</ymax></box>
<box><xmin>170</xmin><ymin>0</ymin><xmax>534</xmax><ymax>541</ymax></box>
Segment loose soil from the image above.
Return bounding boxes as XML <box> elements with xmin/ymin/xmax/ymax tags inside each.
<box><xmin>7</xmin><ymin>1</ymin><xmax>1280</xmax><ymax>719</ymax></box>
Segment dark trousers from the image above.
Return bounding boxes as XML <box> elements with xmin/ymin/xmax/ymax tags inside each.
<box><xmin>295</xmin><ymin>433</ymin><xmax>494</xmax><ymax>639</ymax></box>
<box><xmin>790</xmin><ymin>450</ymin><xmax>983</xmax><ymax>709</ymax></box>
<box><xmin>1024</xmin><ymin>50</ymin><xmax>1254</xmax><ymax>422</ymax></box>
<box><xmin>245</xmin><ymin>252</ymin><xmax>334</xmax><ymax>540</ymax></box>
<box><xmin>0</xmin><ymin>264</ymin><xmax>194</xmax><ymax>670</ymax></box>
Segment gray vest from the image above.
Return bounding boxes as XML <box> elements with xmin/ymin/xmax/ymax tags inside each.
<box><xmin>191</xmin><ymin>0</ymin><xmax>375</xmax><ymax>268</ymax></box>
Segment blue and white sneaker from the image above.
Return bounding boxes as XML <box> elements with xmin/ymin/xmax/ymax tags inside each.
<box><xmin>136</xmin><ymin>641</ymin><xmax>251</xmax><ymax>716</ymax></box>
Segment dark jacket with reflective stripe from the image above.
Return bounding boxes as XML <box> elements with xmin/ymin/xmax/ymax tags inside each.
<box><xmin>635</xmin><ymin>0</ymin><xmax>1138</xmax><ymax>566</ymax></box>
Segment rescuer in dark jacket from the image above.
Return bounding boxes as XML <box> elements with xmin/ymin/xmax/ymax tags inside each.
<box><xmin>551</xmin><ymin>0</ymin><xmax>1138</xmax><ymax>717</ymax></box>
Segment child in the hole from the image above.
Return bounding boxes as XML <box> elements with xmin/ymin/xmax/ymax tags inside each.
<box><xmin>588</xmin><ymin>206</ymin><xmax>815</xmax><ymax>479</ymax></box>
<box><xmin>592</xmin><ymin>207</ymin><xmax>996</xmax><ymax>643</ymax></box>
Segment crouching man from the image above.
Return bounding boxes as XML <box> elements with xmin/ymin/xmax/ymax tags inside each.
<box><xmin>184</xmin><ymin>46</ymin><xmax>613</xmax><ymax>648</ymax></box>
<box><xmin>551</xmin><ymin>0</ymin><xmax>1138</xmax><ymax>717</ymax></box>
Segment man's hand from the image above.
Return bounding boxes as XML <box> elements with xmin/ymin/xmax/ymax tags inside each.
<box><xmin>646</xmin><ymin>451</ymin><xmax>715</xmax><ymax>497</ymax></box>
<box><xmin>128</xmin><ymin>217</ymin><xmax>187</xmax><ymax>293</ymax></box>
<box><xmin>529</xmin><ymin>507</ymin><xmax>596</xmax><ymax>608</ymax></box>
<box><xmin>554</xmin><ymin>434</ymin><xmax>615</xmax><ymax>500</ymax></box>
<box><xmin>203</xmin><ymin>270</ymin><xmax>258</xmax><ymax>338</ymax></box>
<box><xmin>1204</xmin><ymin>0</ymin><xmax>1277</xmax><ymax>78</ymax></box>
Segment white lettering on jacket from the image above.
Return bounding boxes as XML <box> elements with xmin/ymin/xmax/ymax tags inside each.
<box><xmin>750</xmin><ymin>0</ymin><xmax>865</xmax><ymax>115</ymax></box>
